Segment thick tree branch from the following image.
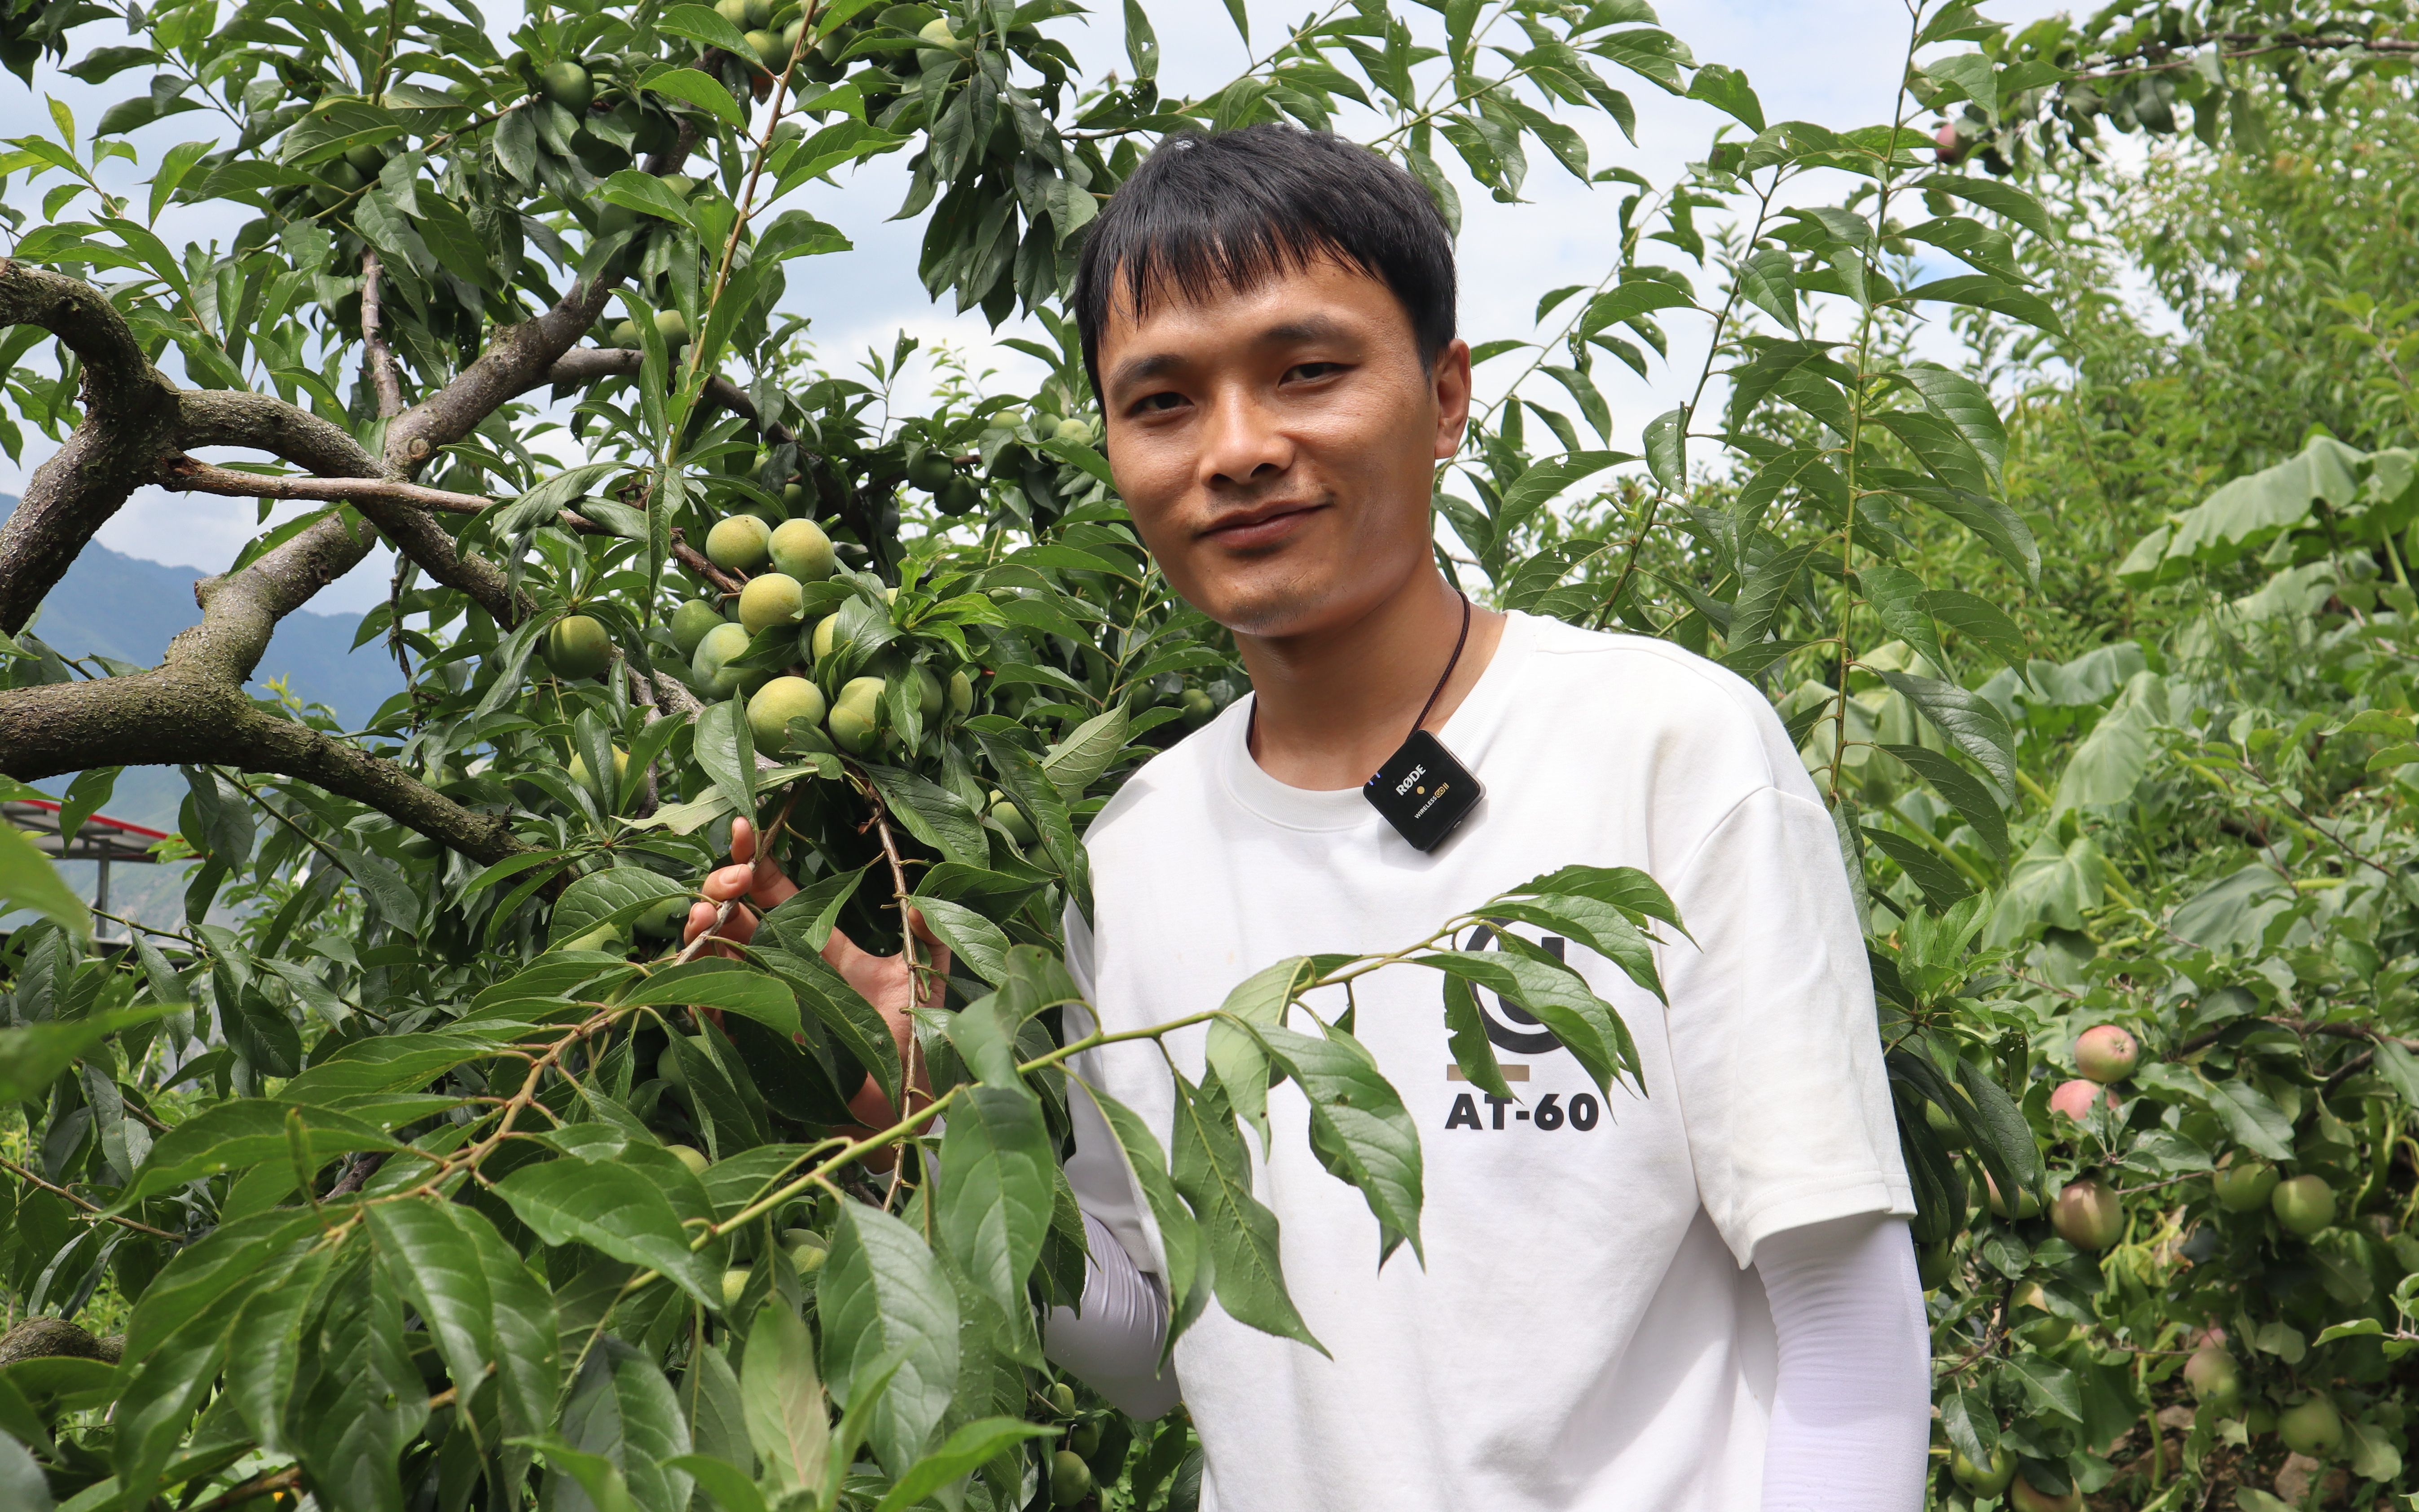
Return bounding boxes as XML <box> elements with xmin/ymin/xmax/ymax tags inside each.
<box><xmin>383</xmin><ymin>278</ymin><xmax>624</xmax><ymax>478</ymax></box>
<box><xmin>159</xmin><ymin>456</ymin><xmax>495</xmax><ymax>513</ymax></box>
<box><xmin>0</xmin><ymin>261</ymin><xmax>184</xmax><ymax>634</ymax></box>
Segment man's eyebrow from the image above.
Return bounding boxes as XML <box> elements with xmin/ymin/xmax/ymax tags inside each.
<box><xmin>1106</xmin><ymin>351</ymin><xmax>1185</xmax><ymax>393</ymax></box>
<box><xmin>1107</xmin><ymin>316</ymin><xmax>1359</xmax><ymax>393</ymax></box>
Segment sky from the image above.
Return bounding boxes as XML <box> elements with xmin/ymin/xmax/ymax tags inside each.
<box><xmin>1</xmin><ymin>0</ymin><xmax>2076</xmax><ymax>612</ymax></box>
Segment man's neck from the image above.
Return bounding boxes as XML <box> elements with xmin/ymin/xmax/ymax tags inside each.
<box><xmin>1239</xmin><ymin>568</ymin><xmax>1506</xmax><ymax>791</ymax></box>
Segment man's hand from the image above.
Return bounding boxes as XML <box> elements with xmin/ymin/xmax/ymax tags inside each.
<box><xmin>684</xmin><ymin>817</ymin><xmax>950</xmax><ymax>1127</ymax></box>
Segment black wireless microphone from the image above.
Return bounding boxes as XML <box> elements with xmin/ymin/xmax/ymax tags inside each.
<box><xmin>1364</xmin><ymin>728</ymin><xmax>1483</xmax><ymax>851</ymax></box>
<box><xmin>1360</xmin><ymin>592</ymin><xmax>1483</xmax><ymax>852</ymax></box>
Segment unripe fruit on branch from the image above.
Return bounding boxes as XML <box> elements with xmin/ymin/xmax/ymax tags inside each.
<box><xmin>706</xmin><ymin>514</ymin><xmax>772</xmax><ymax>571</ymax></box>
<box><xmin>343</xmin><ymin>141</ymin><xmax>388</xmax><ymax>176</ymax></box>
<box><xmin>692</xmin><ymin>621</ymin><xmax>761</xmax><ymax>697</ymax></box>
<box><xmin>1049</xmin><ymin>1450</ymin><xmax>1092</xmax><ymax>1507</ymax></box>
<box><xmin>654</xmin><ymin>309</ymin><xmax>690</xmax><ymax>348</ymax></box>
<box><xmin>2245</xmin><ymin>1403</ymin><xmax>2276</xmax><ymax>1436</ymax></box>
<box><xmin>1950</xmin><ymin>1445</ymin><xmax>2014</xmax><ymax>1496</ymax></box>
<box><xmin>633</xmin><ymin>896</ymin><xmax>688</xmax><ymax>941</ymax></box>
<box><xmin>948</xmin><ymin>669</ymin><xmax>974</xmax><ymax>716</ymax></box>
<box><xmin>2184</xmin><ymin>1342</ymin><xmax>2242</xmax><ymax>1416</ymax></box>
<box><xmin>714</xmin><ymin>0</ymin><xmax>748</xmax><ymax>26</ymax></box>
<box><xmin>672</xmin><ymin>598</ymin><xmax>725</xmax><ymax>656</ymax></box>
<box><xmin>2010</xmin><ymin>1282</ymin><xmax>2071</xmax><ymax>1347</ymax></box>
<box><xmin>1052</xmin><ymin>416</ymin><xmax>1095</xmax><ymax>445</ymax></box>
<box><xmin>1916</xmin><ymin>1240</ymin><xmax>1952</xmax><ymax>1290</ymax></box>
<box><xmin>1181</xmin><ymin>688</ymin><xmax>1216</xmax><ymax>726</ymax></box>
<box><xmin>1923</xmin><ymin>1096</ymin><xmax>1970</xmax><ymax>1148</ymax></box>
<box><xmin>2278</xmin><ymin>1397</ymin><xmax>2342</xmax><ymax>1459</ymax></box>
<box><xmin>567</xmin><ymin>746</ymin><xmax>628</xmax><ymax>790</ymax></box>
<box><xmin>543</xmin><ymin>615</ymin><xmax>613</xmax><ymax>679</ymax></box>
<box><xmin>1069</xmin><ymin>1421</ymin><xmax>1101</xmax><ymax>1456</ymax></box>
<box><xmin>738</xmin><ymin>572</ymin><xmax>805</xmax><ymax>634</ymax></box>
<box><xmin>559</xmin><ymin>923</ymin><xmax>629</xmax><ymax>954</ymax></box>
<box><xmin>744</xmin><ymin>29</ymin><xmax>782</xmax><ymax>68</ymax></box>
<box><xmin>748</xmin><ymin>677</ymin><xmax>827</xmax><ymax>753</ymax></box>
<box><xmin>919</xmin><ymin>16</ymin><xmax>972</xmax><ymax>53</ymax></box>
<box><xmin>540</xmin><ymin>59</ymin><xmax>594</xmax><ymax>112</ymax></box>
<box><xmin>988</xmin><ymin>790</ymin><xmax>1038</xmax><ymax>845</ymax></box>
<box><xmin>810</xmin><ymin>612</ymin><xmax>840</xmax><ymax>663</ymax></box>
<box><xmin>768</xmin><ymin>518</ymin><xmax>836</xmax><ymax>580</ymax></box>
<box><xmin>2073</xmin><ymin>1024</ymin><xmax>2139</xmax><ymax>1083</ymax></box>
<box><xmin>1985</xmin><ymin>1173</ymin><xmax>2040</xmax><ymax>1220</ymax></box>
<box><xmin>2049</xmin><ymin>1077</ymin><xmax>2117</xmax><ymax>1122</ymax></box>
<box><xmin>668</xmin><ymin>1144</ymin><xmax>710</xmax><ymax>1176</ymax></box>
<box><xmin>1046</xmin><ymin>1383</ymin><xmax>1077</xmax><ymax>1417</ymax></box>
<box><xmin>828</xmin><ymin>676</ymin><xmax>885</xmax><ymax>753</ymax></box>
<box><xmin>2211</xmin><ymin>1156</ymin><xmax>2278</xmax><ymax>1212</ymax></box>
<box><xmin>610</xmin><ymin>319</ymin><xmax>641</xmax><ymax>348</ymax></box>
<box><xmin>2052</xmin><ymin>1177</ymin><xmax>2123</xmax><ymax>1250</ymax></box>
<box><xmin>2271</xmin><ymin>1174</ymin><xmax>2336</xmax><ymax>1236</ymax></box>
<box><xmin>936</xmin><ymin>475</ymin><xmax>981</xmax><ymax>515</ymax></box>
<box><xmin>2010</xmin><ymin>1473</ymin><xmax>2081</xmax><ymax>1512</ymax></box>
<box><xmin>907</xmin><ymin>450</ymin><xmax>955</xmax><ymax>492</ymax></box>
<box><xmin>721</xmin><ymin>1268</ymin><xmax>749</xmax><ymax>1308</ymax></box>
<box><xmin>911</xmin><ymin>664</ymin><xmax>943</xmax><ymax>722</ymax></box>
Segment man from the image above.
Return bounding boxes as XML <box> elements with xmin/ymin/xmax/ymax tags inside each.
<box><xmin>694</xmin><ymin>125</ymin><xmax>1931</xmax><ymax>1510</ymax></box>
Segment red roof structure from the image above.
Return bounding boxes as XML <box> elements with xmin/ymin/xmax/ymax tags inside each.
<box><xmin>3</xmin><ymin>797</ymin><xmax>170</xmax><ymax>863</ymax></box>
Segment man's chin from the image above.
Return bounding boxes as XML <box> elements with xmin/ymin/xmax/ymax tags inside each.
<box><xmin>1195</xmin><ymin>571</ymin><xmax>1372</xmax><ymax>642</ymax></box>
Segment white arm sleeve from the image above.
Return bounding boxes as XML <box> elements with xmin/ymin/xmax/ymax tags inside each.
<box><xmin>1043</xmin><ymin>1213</ymin><xmax>1180</xmax><ymax>1420</ymax></box>
<box><xmin>1754</xmin><ymin>1213</ymin><xmax>1932</xmax><ymax>1512</ymax></box>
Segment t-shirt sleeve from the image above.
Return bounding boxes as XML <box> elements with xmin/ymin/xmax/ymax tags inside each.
<box><xmin>1060</xmin><ymin>902</ymin><xmax>1160</xmax><ymax>1279</ymax></box>
<box><xmin>1659</xmin><ymin>782</ymin><xmax>1915</xmax><ymax>1266</ymax></box>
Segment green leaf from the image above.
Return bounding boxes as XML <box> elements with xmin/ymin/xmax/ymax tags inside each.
<box><xmin>937</xmin><ymin>1085</ymin><xmax>1055</xmax><ymax>1317</ymax></box>
<box><xmin>0</xmin><ymin>1004</ymin><xmax>175</xmax><ymax>1104</ymax></box>
<box><xmin>693</xmin><ymin>698</ymin><xmax>758</xmax><ymax>824</ymax></box>
<box><xmin>2005</xmin><ymin>1354</ymin><xmax>2084</xmax><ymax>1422</ymax></box>
<box><xmin>658</xmin><ymin>4</ymin><xmax>762</xmax><ymax>64</ymax></box>
<box><xmin>1861</xmin><ymin>562</ymin><xmax>1946</xmax><ymax>672</ymax></box>
<box><xmin>1900</xmin><ymin>274</ymin><xmax>2067</xmax><ymax>340</ymax></box>
<box><xmin>1880</xmin><ymin>743</ymin><xmax>2010</xmax><ymax>861</ymax></box>
<box><xmin>1644</xmin><ymin>408</ymin><xmax>1685</xmax><ymax>491</ymax></box>
<box><xmin>1042</xmin><ymin>703</ymin><xmax>1131</xmax><ymax>800</ymax></box>
<box><xmin>365</xmin><ymin>1196</ymin><xmax>495</xmax><ymax>1410</ymax></box>
<box><xmin>1509</xmin><ymin>864</ymin><xmax>1686</xmax><ymax>936</ymax></box>
<box><xmin>553</xmin><ymin>1338</ymin><xmax>695</xmax><ymax>1512</ymax></box>
<box><xmin>873</xmin><ymin>1416</ymin><xmax>1058</xmax><ymax>1512</ymax></box>
<box><xmin>910</xmin><ymin>896</ymin><xmax>1013</xmax><ymax>985</ymax></box>
<box><xmin>1685</xmin><ymin>63</ymin><xmax>1764</xmax><ymax>130</ymax></box>
<box><xmin>860</xmin><ymin>763</ymin><xmax>985</xmax><ymax>867</ymax></box>
<box><xmin>638</xmin><ymin>65</ymin><xmax>747</xmax><ymax>131</ymax></box>
<box><xmin>818</xmin><ymin>1200</ymin><xmax>960</xmax><ymax>1475</ymax></box>
<box><xmin>2201</xmin><ymin>1075</ymin><xmax>2296</xmax><ymax>1161</ymax></box>
<box><xmin>1477</xmin><ymin>894</ymin><xmax>1665</xmax><ymax>1000</ymax></box>
<box><xmin>1416</xmin><ymin>951</ymin><xmax>1634</xmax><ymax>1094</ymax></box>
<box><xmin>1874</xmin><ymin>669</ymin><xmax>2016</xmax><ymax>799</ymax></box>
<box><xmin>759</xmin><ymin>863</ymin><xmax>870</xmax><ymax>954</ymax></box>
<box><xmin>1490</xmin><ymin>450</ymin><xmax>1624</xmax><ymax>552</ymax></box>
<box><xmin>494</xmin><ymin>1156</ymin><xmax>723</xmax><ymax>1310</ymax></box>
<box><xmin>620</xmin><ymin>960</ymin><xmax>801</xmax><ymax>1037</ymax></box>
<box><xmin>1918</xmin><ymin>589</ymin><xmax>2025</xmax><ymax>666</ymax></box>
<box><xmin>1122</xmin><ymin>0</ymin><xmax>1159</xmax><ymax>79</ymax></box>
<box><xmin>1441</xmin><ymin>974</ymin><xmax>1511</xmax><ymax>1100</ymax></box>
<box><xmin>1254</xmin><ymin>1024</ymin><xmax>1425</xmax><ymax>1264</ymax></box>
<box><xmin>1204</xmin><ymin>955</ymin><xmax>1314</xmax><ymax>1151</ymax></box>
<box><xmin>120</xmin><ymin>1098</ymin><xmax>399</xmax><ymax>1204</ymax></box>
<box><xmin>1080</xmin><ymin>1084</ymin><xmax>1206</xmax><ymax>1345</ymax></box>
<box><xmin>464</xmin><ymin>1206</ymin><xmax>561</xmax><ymax>1480</ymax></box>
<box><xmin>1864</xmin><ymin>828</ymin><xmax>1972</xmax><ymax>908</ymax></box>
<box><xmin>741</xmin><ymin>1305</ymin><xmax>828</xmax><ymax>1492</ymax></box>
<box><xmin>549</xmin><ymin>865</ymin><xmax>690</xmax><ymax>948</ymax></box>
<box><xmin>1896</xmin><ymin>361</ymin><xmax>2007</xmax><ymax>480</ymax></box>
<box><xmin>277</xmin><ymin>1033</ymin><xmax>485</xmax><ymax>1104</ymax></box>
<box><xmin>1169</xmin><ymin>1071</ymin><xmax>1324</xmax><ymax>1355</ymax></box>
<box><xmin>1911</xmin><ymin>173</ymin><xmax>2055</xmax><ymax>242</ymax></box>
<box><xmin>0</xmin><ymin>820</ymin><xmax>91</xmax><ymax>941</ymax></box>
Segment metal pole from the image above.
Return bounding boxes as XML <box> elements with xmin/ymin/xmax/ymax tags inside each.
<box><xmin>94</xmin><ymin>857</ymin><xmax>110</xmax><ymax>943</ymax></box>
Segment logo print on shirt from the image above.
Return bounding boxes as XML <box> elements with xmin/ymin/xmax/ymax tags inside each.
<box><xmin>1457</xmin><ymin>924</ymin><xmax>1570</xmax><ymax>1056</ymax></box>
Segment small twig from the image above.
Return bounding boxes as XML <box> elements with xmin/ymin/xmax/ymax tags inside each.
<box><xmin>159</xmin><ymin>455</ymin><xmax>493</xmax><ymax>513</ymax></box>
<box><xmin>0</xmin><ymin>1155</ymin><xmax>181</xmax><ymax>1240</ymax></box>
<box><xmin>191</xmin><ymin>1466</ymin><xmax>303</xmax><ymax>1512</ymax></box>
<box><xmin>670</xmin><ymin>528</ymin><xmax>747</xmax><ymax>596</ymax></box>
<box><xmin>361</xmin><ymin>250</ymin><xmax>405</xmax><ymax>419</ymax></box>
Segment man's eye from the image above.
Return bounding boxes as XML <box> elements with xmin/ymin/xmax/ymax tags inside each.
<box><xmin>1132</xmin><ymin>391</ymin><xmax>1187</xmax><ymax>414</ymax></box>
<box><xmin>1284</xmin><ymin>362</ymin><xmax>1345</xmax><ymax>382</ymax></box>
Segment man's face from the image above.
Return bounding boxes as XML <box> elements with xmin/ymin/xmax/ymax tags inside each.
<box><xmin>1094</xmin><ymin>256</ymin><xmax>1471</xmax><ymax>640</ymax></box>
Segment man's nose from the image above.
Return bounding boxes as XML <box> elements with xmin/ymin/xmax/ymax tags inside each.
<box><xmin>1197</xmin><ymin>385</ymin><xmax>1293</xmax><ymax>489</ymax></box>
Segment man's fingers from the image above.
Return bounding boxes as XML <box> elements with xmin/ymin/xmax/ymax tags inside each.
<box><xmin>682</xmin><ymin>897</ymin><xmax>758</xmax><ymax>945</ymax></box>
<box><xmin>905</xmin><ymin>907</ymin><xmax>954</xmax><ymax>989</ymax></box>
<box><xmin>701</xmin><ymin>863</ymin><xmax>756</xmax><ymax>902</ymax></box>
<box><xmin>730</xmin><ymin>816</ymin><xmax>758</xmax><ymax>866</ymax></box>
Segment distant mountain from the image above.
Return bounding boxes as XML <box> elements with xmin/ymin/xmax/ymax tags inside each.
<box><xmin>4</xmin><ymin>494</ymin><xmax>405</xmax><ymax>729</ymax></box>
<box><xmin>4</xmin><ymin>494</ymin><xmax>406</xmax><ymax>933</ymax></box>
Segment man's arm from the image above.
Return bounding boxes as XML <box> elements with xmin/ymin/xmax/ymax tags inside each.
<box><xmin>1753</xmin><ymin>1213</ymin><xmax>1932</xmax><ymax>1512</ymax></box>
<box><xmin>1044</xmin><ymin>1212</ymin><xmax>1181</xmax><ymax>1419</ymax></box>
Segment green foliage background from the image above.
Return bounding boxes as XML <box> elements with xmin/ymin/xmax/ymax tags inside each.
<box><xmin>1</xmin><ymin>0</ymin><xmax>2417</xmax><ymax>1509</ymax></box>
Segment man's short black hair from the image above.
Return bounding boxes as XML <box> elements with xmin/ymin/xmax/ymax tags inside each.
<box><xmin>1073</xmin><ymin>124</ymin><xmax>1457</xmax><ymax>399</ymax></box>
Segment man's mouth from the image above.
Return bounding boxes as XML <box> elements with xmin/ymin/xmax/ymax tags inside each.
<box><xmin>1200</xmin><ymin>499</ymin><xmax>1326</xmax><ymax>550</ymax></box>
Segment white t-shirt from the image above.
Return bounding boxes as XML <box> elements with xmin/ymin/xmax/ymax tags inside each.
<box><xmin>1061</xmin><ymin>611</ymin><xmax>1914</xmax><ymax>1512</ymax></box>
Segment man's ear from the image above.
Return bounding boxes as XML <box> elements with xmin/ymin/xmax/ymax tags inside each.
<box><xmin>1431</xmin><ymin>338</ymin><xmax>1473</xmax><ymax>461</ymax></box>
